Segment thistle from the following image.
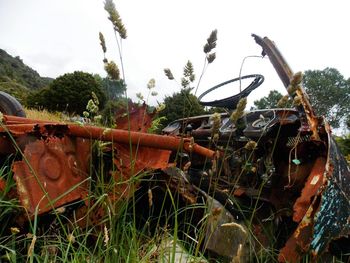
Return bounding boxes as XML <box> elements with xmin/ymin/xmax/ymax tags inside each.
<box><xmin>104</xmin><ymin>0</ymin><xmax>127</xmax><ymax>39</ymax></box>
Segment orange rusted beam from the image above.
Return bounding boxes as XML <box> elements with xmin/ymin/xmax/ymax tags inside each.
<box><xmin>1</xmin><ymin>118</ymin><xmax>215</xmax><ymax>159</ymax></box>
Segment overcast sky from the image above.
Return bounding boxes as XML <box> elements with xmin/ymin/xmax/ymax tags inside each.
<box><xmin>1</xmin><ymin>0</ymin><xmax>349</xmax><ymax>107</ymax></box>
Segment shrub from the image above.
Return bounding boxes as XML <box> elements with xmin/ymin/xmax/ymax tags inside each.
<box><xmin>27</xmin><ymin>71</ymin><xmax>106</xmax><ymax>114</ymax></box>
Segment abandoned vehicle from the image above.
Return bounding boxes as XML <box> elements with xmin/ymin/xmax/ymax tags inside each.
<box><xmin>0</xmin><ymin>35</ymin><xmax>349</xmax><ymax>262</ymax></box>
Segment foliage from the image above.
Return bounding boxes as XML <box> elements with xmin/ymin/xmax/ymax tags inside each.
<box><xmin>159</xmin><ymin>30</ymin><xmax>219</xmax><ymax>130</ymax></box>
<box><xmin>181</xmin><ymin>61</ymin><xmax>196</xmax><ymax>89</ymax></box>
<box><xmin>94</xmin><ymin>74</ymin><xmax>126</xmax><ymax>100</ymax></box>
<box><xmin>0</xmin><ymin>49</ymin><xmax>52</xmax><ymax>90</ymax></box>
<box><xmin>335</xmin><ymin>134</ymin><xmax>350</xmax><ymax>162</ymax></box>
<box><xmin>303</xmin><ymin>68</ymin><xmax>350</xmax><ymax>128</ymax></box>
<box><xmin>27</xmin><ymin>71</ymin><xmax>106</xmax><ymax>114</ymax></box>
<box><xmin>158</xmin><ymin>88</ymin><xmax>205</xmax><ymax>128</ymax></box>
<box><xmin>101</xmin><ymin>97</ymin><xmax>131</xmax><ymax>126</ymax></box>
<box><xmin>253</xmin><ymin>90</ymin><xmax>291</xmax><ymax>109</ymax></box>
<box><xmin>0</xmin><ymin>77</ymin><xmax>30</xmax><ymax>104</ymax></box>
<box><xmin>148</xmin><ymin>116</ymin><xmax>167</xmax><ymax>133</ymax></box>
<box><xmin>104</xmin><ymin>0</ymin><xmax>127</xmax><ymax>39</ymax></box>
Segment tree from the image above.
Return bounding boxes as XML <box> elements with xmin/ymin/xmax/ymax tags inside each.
<box><xmin>158</xmin><ymin>88</ymin><xmax>205</xmax><ymax>128</ymax></box>
<box><xmin>253</xmin><ymin>90</ymin><xmax>285</xmax><ymax>109</ymax></box>
<box><xmin>27</xmin><ymin>71</ymin><xmax>106</xmax><ymax>114</ymax></box>
<box><xmin>303</xmin><ymin>68</ymin><xmax>350</xmax><ymax>128</ymax></box>
<box><xmin>93</xmin><ymin>74</ymin><xmax>126</xmax><ymax>100</ymax></box>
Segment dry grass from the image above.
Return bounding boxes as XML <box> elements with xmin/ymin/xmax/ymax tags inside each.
<box><xmin>24</xmin><ymin>108</ymin><xmax>65</xmax><ymax>122</ymax></box>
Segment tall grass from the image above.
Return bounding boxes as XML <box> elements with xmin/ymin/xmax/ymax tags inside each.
<box><xmin>24</xmin><ymin>108</ymin><xmax>64</xmax><ymax>122</ymax></box>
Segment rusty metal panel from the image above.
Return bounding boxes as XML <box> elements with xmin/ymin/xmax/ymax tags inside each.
<box><xmin>114</xmin><ymin>102</ymin><xmax>155</xmax><ymax>132</ymax></box>
<box><xmin>311</xmin><ymin>137</ymin><xmax>350</xmax><ymax>256</ymax></box>
<box><xmin>13</xmin><ymin>136</ymin><xmax>90</xmax><ymax>215</ymax></box>
<box><xmin>111</xmin><ymin>144</ymin><xmax>171</xmax><ymax>198</ymax></box>
<box><xmin>293</xmin><ymin>157</ymin><xmax>326</xmax><ymax>223</ymax></box>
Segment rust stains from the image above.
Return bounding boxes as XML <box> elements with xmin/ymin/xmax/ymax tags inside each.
<box><xmin>13</xmin><ymin>136</ymin><xmax>90</xmax><ymax>215</ymax></box>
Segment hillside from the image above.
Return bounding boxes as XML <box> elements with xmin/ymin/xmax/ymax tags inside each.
<box><xmin>0</xmin><ymin>48</ymin><xmax>53</xmax><ymax>102</ymax></box>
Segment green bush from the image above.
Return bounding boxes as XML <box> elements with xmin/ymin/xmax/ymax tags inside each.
<box><xmin>27</xmin><ymin>71</ymin><xmax>106</xmax><ymax>114</ymax></box>
<box><xmin>158</xmin><ymin>88</ymin><xmax>205</xmax><ymax>129</ymax></box>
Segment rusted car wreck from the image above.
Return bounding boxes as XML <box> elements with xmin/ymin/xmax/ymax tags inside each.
<box><xmin>0</xmin><ymin>35</ymin><xmax>349</xmax><ymax>262</ymax></box>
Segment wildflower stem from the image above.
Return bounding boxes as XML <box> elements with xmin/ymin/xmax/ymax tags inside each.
<box><xmin>194</xmin><ymin>57</ymin><xmax>208</xmax><ymax>96</ymax></box>
<box><xmin>113</xmin><ymin>31</ymin><xmax>126</xmax><ymax>82</ymax></box>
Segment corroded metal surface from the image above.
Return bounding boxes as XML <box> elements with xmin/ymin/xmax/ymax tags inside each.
<box><xmin>114</xmin><ymin>102</ymin><xmax>155</xmax><ymax>132</ymax></box>
<box><xmin>0</xmin><ymin>111</ymin><xmax>214</xmax><ymax>218</ymax></box>
<box><xmin>310</xmin><ymin>137</ymin><xmax>350</xmax><ymax>255</ymax></box>
<box><xmin>293</xmin><ymin>157</ymin><xmax>326</xmax><ymax>223</ymax></box>
<box><xmin>13</xmin><ymin>136</ymin><xmax>90</xmax><ymax>215</ymax></box>
<box><xmin>1</xmin><ymin>117</ymin><xmax>215</xmax><ymax>159</ymax></box>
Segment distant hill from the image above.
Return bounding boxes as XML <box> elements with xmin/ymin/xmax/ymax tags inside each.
<box><xmin>0</xmin><ymin>48</ymin><xmax>53</xmax><ymax>103</ymax></box>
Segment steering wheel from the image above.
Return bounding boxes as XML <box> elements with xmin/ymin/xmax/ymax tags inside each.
<box><xmin>198</xmin><ymin>74</ymin><xmax>264</xmax><ymax>109</ymax></box>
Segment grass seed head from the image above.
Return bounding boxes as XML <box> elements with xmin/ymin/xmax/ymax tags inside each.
<box><xmin>207</xmin><ymin>52</ymin><xmax>216</xmax><ymax>64</ymax></box>
<box><xmin>290</xmin><ymin>71</ymin><xmax>303</xmax><ymax>87</ymax></box>
<box><xmin>104</xmin><ymin>225</ymin><xmax>109</xmax><ymax>247</ymax></box>
<box><xmin>230</xmin><ymin>97</ymin><xmax>247</xmax><ymax>123</ymax></box>
<box><xmin>104</xmin><ymin>61</ymin><xmax>120</xmax><ymax>80</ymax></box>
<box><xmin>244</xmin><ymin>140</ymin><xmax>257</xmax><ymax>151</ymax></box>
<box><xmin>164</xmin><ymin>68</ymin><xmax>174</xmax><ymax>80</ymax></box>
<box><xmin>203</xmin><ymin>29</ymin><xmax>217</xmax><ymax>53</ymax></box>
<box><xmin>277</xmin><ymin>95</ymin><xmax>290</xmax><ymax>108</ymax></box>
<box><xmin>211</xmin><ymin>112</ymin><xmax>221</xmax><ymax>140</ymax></box>
<box><xmin>293</xmin><ymin>96</ymin><xmax>302</xmax><ymax>106</ymax></box>
<box><xmin>104</xmin><ymin>0</ymin><xmax>127</xmax><ymax>39</ymax></box>
<box><xmin>99</xmin><ymin>32</ymin><xmax>107</xmax><ymax>53</ymax></box>
<box><xmin>147</xmin><ymin>78</ymin><xmax>156</xmax><ymax>89</ymax></box>
<box><xmin>10</xmin><ymin>227</ymin><xmax>20</xmax><ymax>235</ymax></box>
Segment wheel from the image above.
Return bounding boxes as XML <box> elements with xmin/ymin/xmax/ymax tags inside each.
<box><xmin>198</xmin><ymin>74</ymin><xmax>264</xmax><ymax>109</ymax></box>
<box><xmin>0</xmin><ymin>91</ymin><xmax>26</xmax><ymax>117</ymax></box>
